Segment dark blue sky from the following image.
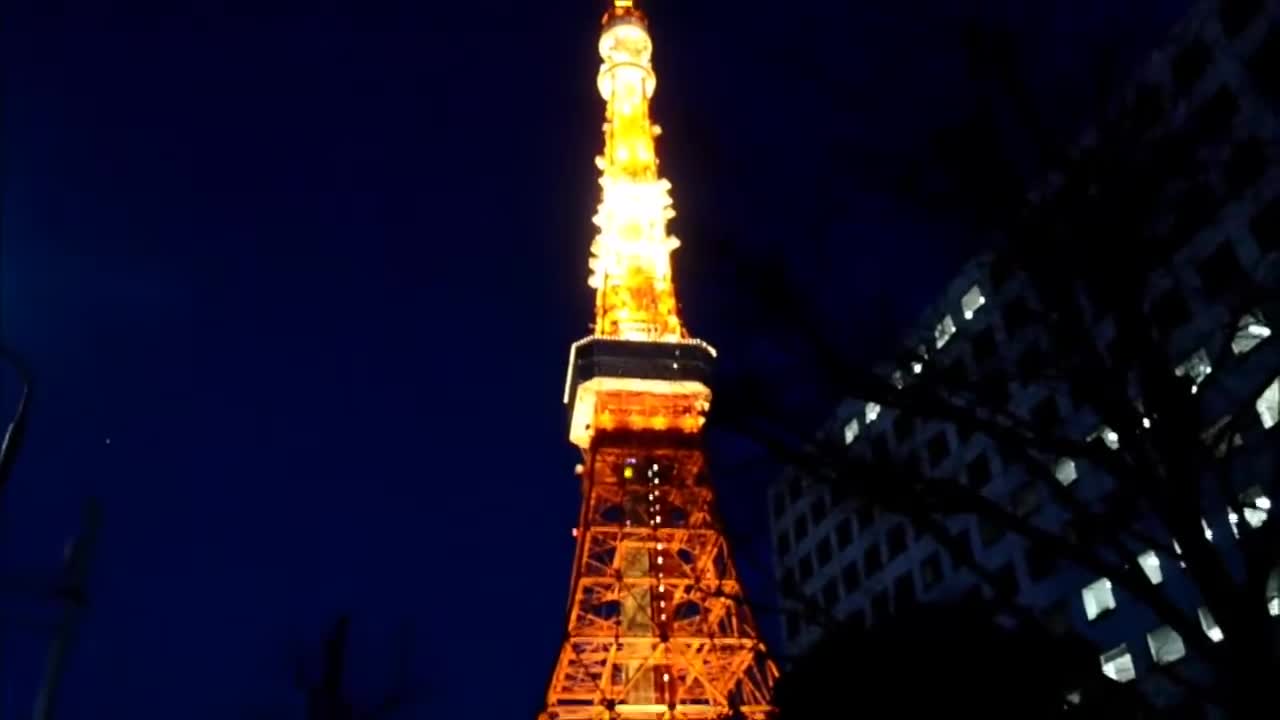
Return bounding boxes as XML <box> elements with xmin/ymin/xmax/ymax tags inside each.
<box><xmin>0</xmin><ymin>1</ymin><xmax>1188</xmax><ymax>717</ymax></box>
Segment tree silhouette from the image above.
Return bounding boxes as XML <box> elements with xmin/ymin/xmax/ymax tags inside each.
<box><xmin>684</xmin><ymin>5</ymin><xmax>1280</xmax><ymax>716</ymax></box>
<box><xmin>292</xmin><ymin>614</ymin><xmax>418</xmax><ymax>720</ymax></box>
<box><xmin>774</xmin><ymin>597</ymin><xmax>1148</xmax><ymax>719</ymax></box>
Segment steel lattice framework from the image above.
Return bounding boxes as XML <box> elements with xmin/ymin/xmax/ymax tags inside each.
<box><xmin>543</xmin><ymin>435</ymin><xmax>777</xmax><ymax>720</ymax></box>
<box><xmin>541</xmin><ymin>4</ymin><xmax>777</xmax><ymax>719</ymax></box>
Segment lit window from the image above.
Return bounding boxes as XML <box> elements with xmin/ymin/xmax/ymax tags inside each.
<box><xmin>1090</xmin><ymin>425</ymin><xmax>1120</xmax><ymax>450</ymax></box>
<box><xmin>1228</xmin><ymin>509</ymin><xmax>1241</xmax><ymax>538</ymax></box>
<box><xmin>961</xmin><ymin>285</ymin><xmax>986</xmax><ymax>320</ymax></box>
<box><xmin>935</xmin><ymin>315</ymin><xmax>957</xmax><ymax>348</ymax></box>
<box><xmin>1082</xmin><ymin>578</ymin><xmax>1117</xmax><ymax>620</ymax></box>
<box><xmin>1138</xmin><ymin>550</ymin><xmax>1163</xmax><ymax>584</ymax></box>
<box><xmin>1099</xmin><ymin>644</ymin><xmax>1136</xmax><ymax>682</ymax></box>
<box><xmin>1147</xmin><ymin>625</ymin><xmax>1187</xmax><ymax>665</ymax></box>
<box><xmin>1256</xmin><ymin>377</ymin><xmax>1279</xmax><ymax>429</ymax></box>
<box><xmin>1054</xmin><ymin>458</ymin><xmax>1078</xmax><ymax>486</ymax></box>
<box><xmin>911</xmin><ymin>361</ymin><xmax>923</xmax><ymax>374</ymax></box>
<box><xmin>1202</xmin><ymin>518</ymin><xmax>1215</xmax><ymax>542</ymax></box>
<box><xmin>1198</xmin><ymin>607</ymin><xmax>1224</xmax><ymax>642</ymax></box>
<box><xmin>865</xmin><ymin>402</ymin><xmax>881</xmax><ymax>423</ymax></box>
<box><xmin>1242</xmin><ymin>486</ymin><xmax>1270</xmax><ymax>528</ymax></box>
<box><xmin>844</xmin><ymin>418</ymin><xmax>860</xmax><ymax>445</ymax></box>
<box><xmin>1232</xmin><ymin>311</ymin><xmax>1271</xmax><ymax>355</ymax></box>
<box><xmin>1174</xmin><ymin>348</ymin><xmax>1213</xmax><ymax>390</ymax></box>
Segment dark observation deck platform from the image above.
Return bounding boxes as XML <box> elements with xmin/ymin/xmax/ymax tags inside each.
<box><xmin>564</xmin><ymin>336</ymin><xmax>716</xmax><ymax>411</ymax></box>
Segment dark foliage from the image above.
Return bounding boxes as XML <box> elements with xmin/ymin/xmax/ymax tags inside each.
<box><xmin>775</xmin><ymin>599</ymin><xmax>1145</xmax><ymax>719</ymax></box>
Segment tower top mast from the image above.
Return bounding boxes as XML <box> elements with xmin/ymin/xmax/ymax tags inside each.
<box><xmin>588</xmin><ymin>0</ymin><xmax>683</xmax><ymax>342</ymax></box>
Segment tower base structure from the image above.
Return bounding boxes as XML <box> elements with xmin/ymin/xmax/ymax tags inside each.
<box><xmin>544</xmin><ymin>339</ymin><xmax>777</xmax><ymax>720</ymax></box>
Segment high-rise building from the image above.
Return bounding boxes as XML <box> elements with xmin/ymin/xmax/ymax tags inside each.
<box><xmin>540</xmin><ymin>3</ymin><xmax>777</xmax><ymax>719</ymax></box>
<box><xmin>769</xmin><ymin>0</ymin><xmax>1280</xmax><ymax>710</ymax></box>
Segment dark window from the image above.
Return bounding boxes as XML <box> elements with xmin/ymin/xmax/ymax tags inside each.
<box><xmin>793</xmin><ymin>513</ymin><xmax>810</xmax><ymax>542</ymax></box>
<box><xmin>863</xmin><ymin>543</ymin><xmax>884</xmax><ymax>576</ymax></box>
<box><xmin>1011</xmin><ymin>483</ymin><xmax>1041</xmax><ymax>518</ymax></box>
<box><xmin>822</xmin><ymin>577</ymin><xmax>840</xmax><ymax>608</ymax></box>
<box><xmin>784</xmin><ymin>610</ymin><xmax>801</xmax><ymax>640</ymax></box>
<box><xmin>871</xmin><ymin>433</ymin><xmax>892</xmax><ymax>462</ymax></box>
<box><xmin>841</xmin><ymin>560</ymin><xmax>861</xmax><ymax>594</ymax></box>
<box><xmin>1003</xmin><ymin>296</ymin><xmax>1035</xmax><ymax>335</ymax></box>
<box><xmin>1154</xmin><ymin>130</ymin><xmax>1197</xmax><ymax>180</ymax></box>
<box><xmin>1018</xmin><ymin>343</ymin><xmax>1048</xmax><ymax>381</ymax></box>
<box><xmin>855</xmin><ymin>503</ymin><xmax>874</xmax><ymax>533</ymax></box>
<box><xmin>988</xmin><ymin>253</ymin><xmax>1017</xmax><ymax>289</ymax></box>
<box><xmin>1220</xmin><ymin>0</ymin><xmax>1263</xmax><ymax>37</ymax></box>
<box><xmin>979</xmin><ymin>517</ymin><xmax>1003</xmax><ymax>547</ymax></box>
<box><xmin>781</xmin><ymin>569</ymin><xmax>799</xmax><ymax>594</ymax></box>
<box><xmin>812</xmin><ymin>494</ymin><xmax>829</xmax><ymax>524</ymax></box>
<box><xmin>926</xmin><ymin>431</ymin><xmax>950</xmax><ymax>469</ymax></box>
<box><xmin>1131</xmin><ymin>82</ymin><xmax>1166</xmax><ymax>133</ymax></box>
<box><xmin>829</xmin><ymin>478</ymin><xmax>854</xmax><ymax>507</ymax></box>
<box><xmin>887</xmin><ymin>524</ymin><xmax>909</xmax><ymax>558</ymax></box>
<box><xmin>1062</xmin><ymin>521</ymin><xmax>1080</xmax><ymax>545</ymax></box>
<box><xmin>1171</xmin><ymin>39</ymin><xmax>1211</xmax><ymax>94</ymax></box>
<box><xmin>1189</xmin><ymin>86</ymin><xmax>1239</xmax><ymax>145</ymax></box>
<box><xmin>1045</xmin><ymin>598</ymin><xmax>1071</xmax><ymax>635</ymax></box>
<box><xmin>938</xmin><ymin>359</ymin><xmax>969</xmax><ymax>386</ymax></box>
<box><xmin>950</xmin><ymin>526</ymin><xmax>975</xmax><ymax>566</ymax></box>
<box><xmin>1248</xmin><ymin>27</ymin><xmax>1280</xmax><ymax>102</ymax></box>
<box><xmin>816</xmin><ymin>537</ymin><xmax>833</xmax><ymax>568</ymax></box>
<box><xmin>1252</xmin><ymin>195</ymin><xmax>1280</xmax><ymax>254</ymax></box>
<box><xmin>775</xmin><ymin>531</ymin><xmax>791</xmax><ymax>559</ymax></box>
<box><xmin>1171</xmin><ymin>182</ymin><xmax>1225</xmax><ymax>246</ymax></box>
<box><xmin>991</xmin><ymin>562</ymin><xmax>1020</xmax><ymax>598</ymax></box>
<box><xmin>1225</xmin><ymin>137</ymin><xmax>1268</xmax><ymax>195</ymax></box>
<box><xmin>1199</xmin><ymin>241</ymin><xmax>1244</xmax><ymax>298</ymax></box>
<box><xmin>978</xmin><ymin>378</ymin><xmax>1010</xmax><ymax>410</ymax></box>
<box><xmin>892</xmin><ymin>412</ymin><xmax>916</xmax><ymax>447</ymax></box>
<box><xmin>798</xmin><ymin>553</ymin><xmax>815</xmax><ymax>583</ymax></box>
<box><xmin>1150</xmin><ymin>288</ymin><xmax>1191</xmax><ymax>336</ymax></box>
<box><xmin>835</xmin><ymin>516</ymin><xmax>853</xmax><ymax>549</ymax></box>
<box><xmin>893</xmin><ymin>572</ymin><xmax>916</xmax><ymax>613</ymax></box>
<box><xmin>967</xmin><ymin>453</ymin><xmax>993</xmax><ymax>490</ymax></box>
<box><xmin>1027</xmin><ymin>543</ymin><xmax>1057</xmax><ymax>582</ymax></box>
<box><xmin>871</xmin><ymin>592</ymin><xmax>891</xmax><ymax>622</ymax></box>
<box><xmin>1030</xmin><ymin>395</ymin><xmax>1060</xmax><ymax>431</ymax></box>
<box><xmin>771</xmin><ymin>491</ymin><xmax>787</xmax><ymax>520</ymax></box>
<box><xmin>971</xmin><ymin>327</ymin><xmax>998</xmax><ymax>365</ymax></box>
<box><xmin>846</xmin><ymin>608</ymin><xmax>865</xmax><ymax>630</ymax></box>
<box><xmin>787</xmin><ymin>478</ymin><xmax>803</xmax><ymax>503</ymax></box>
<box><xmin>921</xmin><ymin>552</ymin><xmax>943</xmax><ymax>590</ymax></box>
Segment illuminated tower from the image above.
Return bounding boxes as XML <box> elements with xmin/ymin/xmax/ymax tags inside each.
<box><xmin>541</xmin><ymin>3</ymin><xmax>778</xmax><ymax>719</ymax></box>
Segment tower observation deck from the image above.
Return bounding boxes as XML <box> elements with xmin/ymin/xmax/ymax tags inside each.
<box><xmin>541</xmin><ymin>3</ymin><xmax>778</xmax><ymax>719</ymax></box>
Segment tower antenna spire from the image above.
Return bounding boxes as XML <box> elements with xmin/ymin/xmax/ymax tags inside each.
<box><xmin>590</xmin><ymin>0</ymin><xmax>678</xmax><ymax>342</ymax></box>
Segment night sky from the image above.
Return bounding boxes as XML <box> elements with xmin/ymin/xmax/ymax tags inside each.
<box><xmin>1</xmin><ymin>1</ymin><xmax>1188</xmax><ymax>717</ymax></box>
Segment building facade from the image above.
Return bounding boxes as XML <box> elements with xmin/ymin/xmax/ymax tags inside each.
<box><xmin>769</xmin><ymin>0</ymin><xmax>1280</xmax><ymax>710</ymax></box>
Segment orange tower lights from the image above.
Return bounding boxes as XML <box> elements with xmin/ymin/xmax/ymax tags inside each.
<box><xmin>542</xmin><ymin>3</ymin><xmax>779</xmax><ymax>719</ymax></box>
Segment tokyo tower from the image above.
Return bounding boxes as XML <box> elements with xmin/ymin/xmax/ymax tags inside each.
<box><xmin>540</xmin><ymin>3</ymin><xmax>778</xmax><ymax>719</ymax></box>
